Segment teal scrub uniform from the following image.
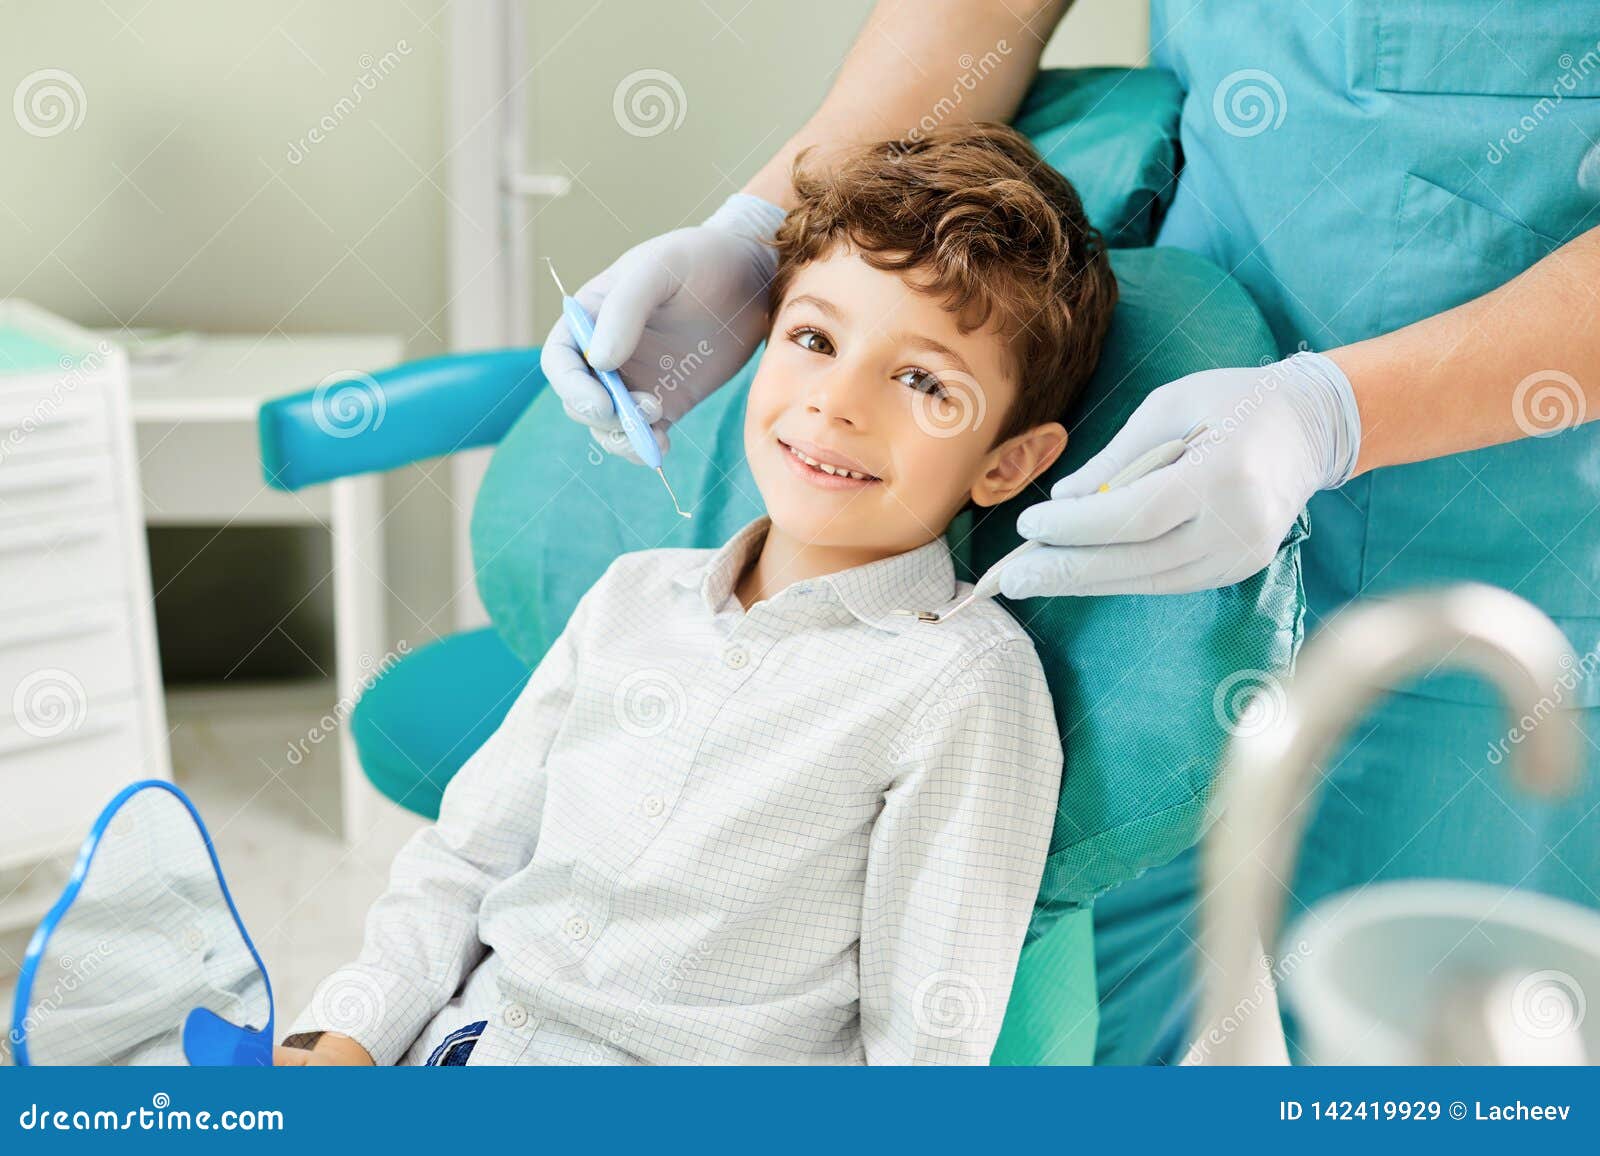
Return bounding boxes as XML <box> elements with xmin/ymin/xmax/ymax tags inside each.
<box><xmin>1093</xmin><ymin>0</ymin><xmax>1600</xmax><ymax>1064</ymax></box>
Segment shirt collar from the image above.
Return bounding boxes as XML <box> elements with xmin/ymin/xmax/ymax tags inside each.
<box><xmin>672</xmin><ymin>516</ymin><xmax>957</xmax><ymax>634</ymax></box>
<box><xmin>673</xmin><ymin>516</ymin><xmax>771</xmax><ymax>613</ymax></box>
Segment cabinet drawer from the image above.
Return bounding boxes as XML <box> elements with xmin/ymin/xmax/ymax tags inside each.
<box><xmin>0</xmin><ymin>512</ymin><xmax>125</xmax><ymax>610</ymax></box>
<box><xmin>0</xmin><ymin>452</ymin><xmax>117</xmax><ymax>520</ymax></box>
<box><xmin>0</xmin><ymin>602</ymin><xmax>137</xmax><ymax>726</ymax></box>
<box><xmin>0</xmin><ymin>698</ymin><xmax>151</xmax><ymax>867</ymax></box>
<box><xmin>0</xmin><ymin>378</ymin><xmax>110</xmax><ymax>459</ymax></box>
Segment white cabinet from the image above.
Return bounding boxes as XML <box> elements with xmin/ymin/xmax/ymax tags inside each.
<box><xmin>128</xmin><ymin>333</ymin><xmax>401</xmax><ymax>843</ymax></box>
<box><xmin>0</xmin><ymin>302</ymin><xmax>170</xmax><ymax>877</ymax></box>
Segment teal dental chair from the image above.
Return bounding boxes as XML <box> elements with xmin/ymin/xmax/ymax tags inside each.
<box><xmin>259</xmin><ymin>68</ymin><xmax>1302</xmax><ymax>1066</ymax></box>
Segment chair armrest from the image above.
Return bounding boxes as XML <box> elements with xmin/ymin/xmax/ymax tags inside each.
<box><xmin>258</xmin><ymin>349</ymin><xmax>546</xmax><ymax>490</ymax></box>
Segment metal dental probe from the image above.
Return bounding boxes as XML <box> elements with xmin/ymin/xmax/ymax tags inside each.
<box><xmin>548</xmin><ymin>259</ymin><xmax>691</xmax><ymax>518</ymax></box>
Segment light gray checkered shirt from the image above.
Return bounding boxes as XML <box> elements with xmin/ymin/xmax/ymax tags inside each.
<box><xmin>292</xmin><ymin>517</ymin><xmax>1062</xmax><ymax>1065</ymax></box>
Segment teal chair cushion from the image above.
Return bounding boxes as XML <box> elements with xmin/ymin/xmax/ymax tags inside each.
<box><xmin>962</xmin><ymin>252</ymin><xmax>1306</xmax><ymax>924</ymax></box>
<box><xmin>1011</xmin><ymin>67</ymin><xmax>1183</xmax><ymax>248</ymax></box>
<box><xmin>351</xmin><ymin>627</ymin><xmax>530</xmax><ymax>820</ymax></box>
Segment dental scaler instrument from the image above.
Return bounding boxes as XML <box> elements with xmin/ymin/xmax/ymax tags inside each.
<box><xmin>907</xmin><ymin>422</ymin><xmax>1214</xmax><ymax>623</ymax></box>
<box><xmin>547</xmin><ymin>259</ymin><xmax>691</xmax><ymax>518</ymax></box>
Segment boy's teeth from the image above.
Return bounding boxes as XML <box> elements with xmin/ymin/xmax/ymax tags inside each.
<box><xmin>785</xmin><ymin>442</ymin><xmax>871</xmax><ymax>481</ymax></box>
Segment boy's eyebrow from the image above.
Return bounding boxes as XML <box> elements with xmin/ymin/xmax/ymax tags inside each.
<box><xmin>783</xmin><ymin>293</ymin><xmax>842</xmax><ymax>320</ymax></box>
<box><xmin>785</xmin><ymin>293</ymin><xmax>978</xmax><ymax>378</ymax></box>
<box><xmin>894</xmin><ymin>333</ymin><xmax>975</xmax><ymax>379</ymax></box>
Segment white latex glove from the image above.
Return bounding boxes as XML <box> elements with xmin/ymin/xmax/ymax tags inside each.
<box><xmin>1002</xmin><ymin>351</ymin><xmax>1362</xmax><ymax>598</ymax></box>
<box><xmin>540</xmin><ymin>192</ymin><xmax>788</xmax><ymax>463</ymax></box>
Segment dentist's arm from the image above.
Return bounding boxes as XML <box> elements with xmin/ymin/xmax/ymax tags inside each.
<box><xmin>1340</xmin><ymin>224</ymin><xmax>1600</xmax><ymax>473</ymax></box>
<box><xmin>1003</xmin><ymin>223</ymin><xmax>1600</xmax><ymax>598</ymax></box>
<box><xmin>741</xmin><ymin>0</ymin><xmax>1072</xmax><ymax>212</ymax></box>
<box><xmin>545</xmin><ymin>0</ymin><xmax>1072</xmax><ymax>460</ymax></box>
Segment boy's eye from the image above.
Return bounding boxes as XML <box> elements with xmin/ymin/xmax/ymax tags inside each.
<box><xmin>788</xmin><ymin>326</ymin><xmax>835</xmax><ymax>356</ymax></box>
<box><xmin>894</xmin><ymin>367</ymin><xmax>948</xmax><ymax>399</ymax></box>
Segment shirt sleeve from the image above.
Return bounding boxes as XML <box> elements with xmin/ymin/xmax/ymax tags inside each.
<box><xmin>286</xmin><ymin>596</ymin><xmax>590</xmax><ymax>1065</ymax></box>
<box><xmin>858</xmin><ymin>639</ymin><xmax>1063</xmax><ymax>1065</ymax></box>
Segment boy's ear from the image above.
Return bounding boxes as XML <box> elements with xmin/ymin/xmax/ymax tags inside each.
<box><xmin>970</xmin><ymin>421</ymin><xmax>1068</xmax><ymax>508</ymax></box>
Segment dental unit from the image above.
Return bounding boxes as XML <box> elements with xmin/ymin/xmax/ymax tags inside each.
<box><xmin>1193</xmin><ymin>583</ymin><xmax>1600</xmax><ymax>1065</ymax></box>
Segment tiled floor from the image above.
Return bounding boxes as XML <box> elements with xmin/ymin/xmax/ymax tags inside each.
<box><xmin>1</xmin><ymin>680</ymin><xmax>425</xmax><ymax>1059</ymax></box>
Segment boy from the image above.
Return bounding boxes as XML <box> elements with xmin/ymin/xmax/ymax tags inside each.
<box><xmin>279</xmin><ymin>123</ymin><xmax>1117</xmax><ymax>1066</ymax></box>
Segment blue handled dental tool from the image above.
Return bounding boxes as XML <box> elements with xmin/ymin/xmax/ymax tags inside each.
<box><xmin>906</xmin><ymin>421</ymin><xmax>1214</xmax><ymax>623</ymax></box>
<box><xmin>547</xmin><ymin>259</ymin><xmax>690</xmax><ymax>519</ymax></box>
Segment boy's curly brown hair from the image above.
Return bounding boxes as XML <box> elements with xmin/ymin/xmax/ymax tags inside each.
<box><xmin>769</xmin><ymin>122</ymin><xmax>1118</xmax><ymax>446</ymax></box>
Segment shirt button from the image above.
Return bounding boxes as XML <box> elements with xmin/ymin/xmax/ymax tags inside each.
<box><xmin>182</xmin><ymin>927</ymin><xmax>205</xmax><ymax>952</ymax></box>
<box><xmin>502</xmin><ymin>1002</ymin><xmax>528</xmax><ymax>1028</ymax></box>
<box><xmin>564</xmin><ymin>915</ymin><xmax>590</xmax><ymax>940</ymax></box>
<box><xmin>641</xmin><ymin>794</ymin><xmax>664</xmax><ymax>818</ymax></box>
<box><xmin>722</xmin><ymin>644</ymin><xmax>748</xmax><ymax>669</ymax></box>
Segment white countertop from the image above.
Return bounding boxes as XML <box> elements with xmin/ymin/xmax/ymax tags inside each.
<box><xmin>102</xmin><ymin>332</ymin><xmax>405</xmax><ymax>424</ymax></box>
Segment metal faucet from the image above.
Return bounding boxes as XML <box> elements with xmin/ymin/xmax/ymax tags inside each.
<box><xmin>1192</xmin><ymin>584</ymin><xmax>1583</xmax><ymax>1064</ymax></box>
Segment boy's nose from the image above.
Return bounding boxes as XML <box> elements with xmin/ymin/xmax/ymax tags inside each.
<box><xmin>803</xmin><ymin>365</ymin><xmax>866</xmax><ymax>427</ymax></box>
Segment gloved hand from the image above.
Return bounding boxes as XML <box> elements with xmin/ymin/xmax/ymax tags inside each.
<box><xmin>540</xmin><ymin>192</ymin><xmax>788</xmax><ymax>463</ymax></box>
<box><xmin>1001</xmin><ymin>350</ymin><xmax>1362</xmax><ymax>598</ymax></box>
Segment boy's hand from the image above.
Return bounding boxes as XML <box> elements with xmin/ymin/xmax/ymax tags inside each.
<box><xmin>274</xmin><ymin>1032</ymin><xmax>376</xmax><ymax>1066</ymax></box>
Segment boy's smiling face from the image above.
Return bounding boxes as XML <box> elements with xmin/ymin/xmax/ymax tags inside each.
<box><xmin>745</xmin><ymin>244</ymin><xmax>1066</xmax><ymax>560</ymax></box>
